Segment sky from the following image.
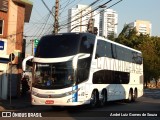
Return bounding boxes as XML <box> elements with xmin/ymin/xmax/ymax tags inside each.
<box><xmin>25</xmin><ymin>0</ymin><xmax>160</xmax><ymax>53</ymax></box>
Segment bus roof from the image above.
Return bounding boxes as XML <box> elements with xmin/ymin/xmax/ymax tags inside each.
<box><xmin>43</xmin><ymin>32</ymin><xmax>141</xmax><ymax>54</ymax></box>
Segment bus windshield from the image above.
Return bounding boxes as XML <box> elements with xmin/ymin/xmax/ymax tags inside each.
<box><xmin>33</xmin><ymin>61</ymin><xmax>75</xmax><ymax>89</ymax></box>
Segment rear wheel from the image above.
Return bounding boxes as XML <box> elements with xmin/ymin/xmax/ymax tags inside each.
<box><xmin>127</xmin><ymin>90</ymin><xmax>133</xmax><ymax>103</ymax></box>
<box><xmin>100</xmin><ymin>90</ymin><xmax>107</xmax><ymax>106</ymax></box>
<box><xmin>133</xmin><ymin>89</ymin><xmax>138</xmax><ymax>102</ymax></box>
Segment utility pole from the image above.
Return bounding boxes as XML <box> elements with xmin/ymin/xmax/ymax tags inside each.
<box><xmin>53</xmin><ymin>0</ymin><xmax>59</xmax><ymax>34</ymax></box>
<box><xmin>88</xmin><ymin>18</ymin><xmax>94</xmax><ymax>33</ymax></box>
<box><xmin>30</xmin><ymin>40</ymin><xmax>34</xmax><ymax>56</ymax></box>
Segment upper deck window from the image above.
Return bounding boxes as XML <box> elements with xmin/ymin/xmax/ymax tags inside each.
<box><xmin>35</xmin><ymin>33</ymin><xmax>96</xmax><ymax>58</ymax></box>
<box><xmin>35</xmin><ymin>34</ymin><xmax>81</xmax><ymax>58</ymax></box>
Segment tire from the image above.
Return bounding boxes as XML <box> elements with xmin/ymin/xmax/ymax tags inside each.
<box><xmin>133</xmin><ymin>89</ymin><xmax>138</xmax><ymax>102</ymax></box>
<box><xmin>100</xmin><ymin>90</ymin><xmax>107</xmax><ymax>106</ymax></box>
<box><xmin>127</xmin><ymin>90</ymin><xmax>133</xmax><ymax>103</ymax></box>
<box><xmin>90</xmin><ymin>90</ymin><xmax>98</xmax><ymax>108</ymax></box>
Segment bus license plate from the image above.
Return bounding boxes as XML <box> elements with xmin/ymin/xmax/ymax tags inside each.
<box><xmin>45</xmin><ymin>100</ymin><xmax>54</xmax><ymax>104</ymax></box>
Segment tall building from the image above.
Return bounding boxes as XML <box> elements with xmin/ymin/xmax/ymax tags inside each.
<box><xmin>0</xmin><ymin>0</ymin><xmax>32</xmax><ymax>99</ymax></box>
<box><xmin>99</xmin><ymin>9</ymin><xmax>118</xmax><ymax>38</ymax></box>
<box><xmin>68</xmin><ymin>4</ymin><xmax>100</xmax><ymax>35</ymax></box>
<box><xmin>125</xmin><ymin>20</ymin><xmax>152</xmax><ymax>36</ymax></box>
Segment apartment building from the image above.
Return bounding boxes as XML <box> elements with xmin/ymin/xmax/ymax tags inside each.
<box><xmin>68</xmin><ymin>4</ymin><xmax>100</xmax><ymax>35</ymax></box>
<box><xmin>125</xmin><ymin>20</ymin><xmax>152</xmax><ymax>36</ymax></box>
<box><xmin>99</xmin><ymin>9</ymin><xmax>118</xmax><ymax>38</ymax></box>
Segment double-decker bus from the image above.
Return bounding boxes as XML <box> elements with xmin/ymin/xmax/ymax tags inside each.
<box><xmin>30</xmin><ymin>32</ymin><xmax>143</xmax><ymax>107</ymax></box>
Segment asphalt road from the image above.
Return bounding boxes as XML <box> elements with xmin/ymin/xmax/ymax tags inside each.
<box><xmin>1</xmin><ymin>89</ymin><xmax>160</xmax><ymax>120</ymax></box>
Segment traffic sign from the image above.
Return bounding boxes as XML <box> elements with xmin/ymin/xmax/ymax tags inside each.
<box><xmin>34</xmin><ymin>39</ymin><xmax>39</xmax><ymax>48</ymax></box>
<box><xmin>0</xmin><ymin>40</ymin><xmax>4</xmax><ymax>50</ymax></box>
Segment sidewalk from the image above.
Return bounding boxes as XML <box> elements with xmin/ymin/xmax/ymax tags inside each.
<box><xmin>0</xmin><ymin>92</ymin><xmax>32</xmax><ymax>111</ymax></box>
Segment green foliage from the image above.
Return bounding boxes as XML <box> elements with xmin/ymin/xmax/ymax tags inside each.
<box><xmin>107</xmin><ymin>33</ymin><xmax>115</xmax><ymax>41</ymax></box>
<box><xmin>116</xmin><ymin>26</ymin><xmax>160</xmax><ymax>85</ymax></box>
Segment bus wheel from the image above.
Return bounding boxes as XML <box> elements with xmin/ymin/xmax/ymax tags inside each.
<box><xmin>90</xmin><ymin>90</ymin><xmax>98</xmax><ymax>108</ymax></box>
<box><xmin>100</xmin><ymin>90</ymin><xmax>107</xmax><ymax>106</ymax></box>
<box><xmin>133</xmin><ymin>89</ymin><xmax>138</xmax><ymax>102</ymax></box>
<box><xmin>127</xmin><ymin>90</ymin><xmax>133</xmax><ymax>103</ymax></box>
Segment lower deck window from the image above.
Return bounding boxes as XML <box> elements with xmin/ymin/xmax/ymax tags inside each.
<box><xmin>93</xmin><ymin>70</ymin><xmax>130</xmax><ymax>84</ymax></box>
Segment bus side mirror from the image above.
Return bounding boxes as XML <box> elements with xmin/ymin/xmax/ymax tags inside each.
<box><xmin>22</xmin><ymin>56</ymin><xmax>33</xmax><ymax>71</ymax></box>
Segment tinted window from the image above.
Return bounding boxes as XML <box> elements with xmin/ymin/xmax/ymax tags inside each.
<box><xmin>95</xmin><ymin>39</ymin><xmax>142</xmax><ymax>64</ymax></box>
<box><xmin>95</xmin><ymin>40</ymin><xmax>113</xmax><ymax>59</ymax></box>
<box><xmin>77</xmin><ymin>34</ymin><xmax>95</xmax><ymax>83</ymax></box>
<box><xmin>93</xmin><ymin>70</ymin><xmax>130</xmax><ymax>84</ymax></box>
<box><xmin>111</xmin><ymin>44</ymin><xmax>117</xmax><ymax>59</ymax></box>
<box><xmin>132</xmin><ymin>52</ymin><xmax>143</xmax><ymax>64</ymax></box>
<box><xmin>77</xmin><ymin>57</ymin><xmax>91</xmax><ymax>84</ymax></box>
<box><xmin>35</xmin><ymin>34</ymin><xmax>80</xmax><ymax>58</ymax></box>
<box><xmin>95</xmin><ymin>40</ymin><xmax>106</xmax><ymax>58</ymax></box>
<box><xmin>106</xmin><ymin>42</ymin><xmax>112</xmax><ymax>58</ymax></box>
<box><xmin>79</xmin><ymin>35</ymin><xmax>95</xmax><ymax>54</ymax></box>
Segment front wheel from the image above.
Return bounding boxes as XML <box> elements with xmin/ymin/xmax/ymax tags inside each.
<box><xmin>90</xmin><ymin>90</ymin><xmax>98</xmax><ymax>108</ymax></box>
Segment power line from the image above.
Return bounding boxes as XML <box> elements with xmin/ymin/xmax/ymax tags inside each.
<box><xmin>24</xmin><ymin>13</ymin><xmax>52</xmax><ymax>39</ymax></box>
<box><xmin>41</xmin><ymin>0</ymin><xmax>55</xmax><ymax>18</ymax></box>
<box><xmin>24</xmin><ymin>0</ymin><xmax>103</xmax><ymax>37</ymax></box>
<box><xmin>59</xmin><ymin>0</ymin><xmax>113</xmax><ymax>30</ymax></box>
<box><xmin>24</xmin><ymin>0</ymin><xmax>123</xmax><ymax>38</ymax></box>
<box><xmin>59</xmin><ymin>0</ymin><xmax>71</xmax><ymax>15</ymax></box>
<box><xmin>59</xmin><ymin>0</ymin><xmax>123</xmax><ymax>31</ymax></box>
<box><xmin>59</xmin><ymin>0</ymin><xmax>103</xmax><ymax>25</ymax></box>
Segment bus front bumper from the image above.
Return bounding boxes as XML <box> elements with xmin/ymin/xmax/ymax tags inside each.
<box><xmin>31</xmin><ymin>95</ymin><xmax>89</xmax><ymax>106</ymax></box>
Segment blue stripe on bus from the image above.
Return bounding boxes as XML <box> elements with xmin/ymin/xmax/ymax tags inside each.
<box><xmin>72</xmin><ymin>85</ymin><xmax>78</xmax><ymax>102</ymax></box>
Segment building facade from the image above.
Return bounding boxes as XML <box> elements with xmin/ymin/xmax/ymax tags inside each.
<box><xmin>99</xmin><ymin>9</ymin><xmax>118</xmax><ymax>38</ymax></box>
<box><xmin>0</xmin><ymin>0</ymin><xmax>32</xmax><ymax>99</ymax></box>
<box><xmin>125</xmin><ymin>20</ymin><xmax>152</xmax><ymax>36</ymax></box>
<box><xmin>68</xmin><ymin>4</ymin><xmax>100</xmax><ymax>35</ymax></box>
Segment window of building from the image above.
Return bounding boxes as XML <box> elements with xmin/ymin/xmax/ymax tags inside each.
<box><xmin>0</xmin><ymin>20</ymin><xmax>4</xmax><ymax>35</ymax></box>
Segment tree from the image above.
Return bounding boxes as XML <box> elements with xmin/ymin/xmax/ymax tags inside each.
<box><xmin>107</xmin><ymin>33</ymin><xmax>115</xmax><ymax>41</ymax></box>
<box><xmin>115</xmin><ymin>26</ymin><xmax>140</xmax><ymax>48</ymax></box>
<box><xmin>117</xmin><ymin>26</ymin><xmax>160</xmax><ymax>87</ymax></box>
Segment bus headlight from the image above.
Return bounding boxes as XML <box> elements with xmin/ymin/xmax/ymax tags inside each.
<box><xmin>65</xmin><ymin>91</ymin><xmax>72</xmax><ymax>96</ymax></box>
<box><xmin>64</xmin><ymin>88</ymin><xmax>80</xmax><ymax>96</ymax></box>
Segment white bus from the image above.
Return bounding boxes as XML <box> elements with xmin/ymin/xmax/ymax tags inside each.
<box><xmin>30</xmin><ymin>32</ymin><xmax>143</xmax><ymax>107</ymax></box>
